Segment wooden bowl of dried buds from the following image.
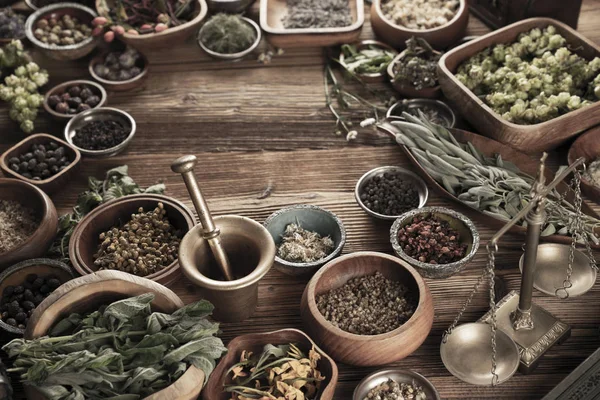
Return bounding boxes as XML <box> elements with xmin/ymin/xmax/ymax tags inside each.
<box><xmin>204</xmin><ymin>328</ymin><xmax>338</xmax><ymax>400</ymax></box>
<box><xmin>263</xmin><ymin>204</ymin><xmax>346</xmax><ymax>276</ymax></box>
<box><xmin>68</xmin><ymin>194</ymin><xmax>195</xmax><ymax>286</ymax></box>
<box><xmin>300</xmin><ymin>251</ymin><xmax>434</xmax><ymax>366</ymax></box>
<box><xmin>390</xmin><ymin>206</ymin><xmax>480</xmax><ymax>279</ymax></box>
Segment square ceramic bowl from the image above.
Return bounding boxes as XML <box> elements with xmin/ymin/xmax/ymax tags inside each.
<box><xmin>260</xmin><ymin>0</ymin><xmax>364</xmax><ymax>48</ymax></box>
<box><xmin>438</xmin><ymin>18</ymin><xmax>600</xmax><ymax>154</ymax></box>
<box><xmin>0</xmin><ymin>133</ymin><xmax>81</xmax><ymax>195</ymax></box>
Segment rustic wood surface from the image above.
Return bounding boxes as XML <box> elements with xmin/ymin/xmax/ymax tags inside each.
<box><xmin>1</xmin><ymin>1</ymin><xmax>600</xmax><ymax>398</ymax></box>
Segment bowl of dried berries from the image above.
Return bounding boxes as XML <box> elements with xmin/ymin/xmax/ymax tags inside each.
<box><xmin>301</xmin><ymin>251</ymin><xmax>434</xmax><ymax>366</ymax></box>
<box><xmin>263</xmin><ymin>204</ymin><xmax>346</xmax><ymax>276</ymax></box>
<box><xmin>355</xmin><ymin>166</ymin><xmax>428</xmax><ymax>220</ymax></box>
<box><xmin>0</xmin><ymin>178</ymin><xmax>58</xmax><ymax>268</ymax></box>
<box><xmin>43</xmin><ymin>79</ymin><xmax>106</xmax><ymax>120</ymax></box>
<box><xmin>64</xmin><ymin>107</ymin><xmax>136</xmax><ymax>158</ymax></box>
<box><xmin>0</xmin><ymin>133</ymin><xmax>81</xmax><ymax>194</ymax></box>
<box><xmin>89</xmin><ymin>47</ymin><xmax>149</xmax><ymax>92</ymax></box>
<box><xmin>69</xmin><ymin>194</ymin><xmax>196</xmax><ymax>286</ymax></box>
<box><xmin>390</xmin><ymin>206</ymin><xmax>480</xmax><ymax>279</ymax></box>
<box><xmin>0</xmin><ymin>258</ymin><xmax>73</xmax><ymax>335</ymax></box>
<box><xmin>25</xmin><ymin>3</ymin><xmax>97</xmax><ymax>61</ymax></box>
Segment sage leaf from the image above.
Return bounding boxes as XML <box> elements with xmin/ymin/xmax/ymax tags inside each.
<box><xmin>541</xmin><ymin>224</ymin><xmax>557</xmax><ymax>236</ymax></box>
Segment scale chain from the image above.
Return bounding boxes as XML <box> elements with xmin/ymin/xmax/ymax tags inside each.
<box><xmin>487</xmin><ymin>245</ymin><xmax>499</xmax><ymax>386</ymax></box>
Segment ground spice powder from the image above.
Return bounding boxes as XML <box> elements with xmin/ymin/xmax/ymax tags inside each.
<box><xmin>0</xmin><ymin>200</ymin><xmax>39</xmax><ymax>254</ymax></box>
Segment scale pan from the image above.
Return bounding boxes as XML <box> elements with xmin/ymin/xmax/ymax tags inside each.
<box><xmin>441</xmin><ymin>323</ymin><xmax>519</xmax><ymax>386</ymax></box>
<box><xmin>519</xmin><ymin>243</ymin><xmax>596</xmax><ymax>298</ymax></box>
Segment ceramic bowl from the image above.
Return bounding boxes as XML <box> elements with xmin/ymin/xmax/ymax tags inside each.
<box><xmin>300</xmin><ymin>251</ymin><xmax>434</xmax><ymax>366</ymax></box>
<box><xmin>353</xmin><ymin>368</ymin><xmax>441</xmax><ymax>400</ymax></box>
<box><xmin>0</xmin><ymin>178</ymin><xmax>58</xmax><ymax>268</ymax></box>
<box><xmin>263</xmin><ymin>205</ymin><xmax>346</xmax><ymax>276</ymax></box>
<box><xmin>64</xmin><ymin>107</ymin><xmax>136</xmax><ymax>158</ymax></box>
<box><xmin>95</xmin><ymin>0</ymin><xmax>208</xmax><ymax>53</ymax></box>
<box><xmin>198</xmin><ymin>17</ymin><xmax>262</xmax><ymax>61</ymax></box>
<box><xmin>68</xmin><ymin>194</ymin><xmax>196</xmax><ymax>286</ymax></box>
<box><xmin>386</xmin><ymin>99</ymin><xmax>456</xmax><ymax>128</ymax></box>
<box><xmin>88</xmin><ymin>52</ymin><xmax>149</xmax><ymax>92</ymax></box>
<box><xmin>338</xmin><ymin>39</ymin><xmax>398</xmax><ymax>83</ymax></box>
<box><xmin>390</xmin><ymin>206</ymin><xmax>480</xmax><ymax>279</ymax></box>
<box><xmin>205</xmin><ymin>0</ymin><xmax>254</xmax><ymax>13</ymax></box>
<box><xmin>43</xmin><ymin>79</ymin><xmax>107</xmax><ymax>121</ymax></box>
<box><xmin>25</xmin><ymin>0</ymin><xmax>96</xmax><ymax>11</ymax></box>
<box><xmin>568</xmin><ymin>125</ymin><xmax>600</xmax><ymax>203</ymax></box>
<box><xmin>387</xmin><ymin>49</ymin><xmax>441</xmax><ymax>98</ymax></box>
<box><xmin>0</xmin><ymin>133</ymin><xmax>81</xmax><ymax>195</ymax></box>
<box><xmin>25</xmin><ymin>3</ymin><xmax>98</xmax><ymax>61</ymax></box>
<box><xmin>370</xmin><ymin>0</ymin><xmax>469</xmax><ymax>49</ymax></box>
<box><xmin>204</xmin><ymin>328</ymin><xmax>338</xmax><ymax>400</ymax></box>
<box><xmin>355</xmin><ymin>166</ymin><xmax>428</xmax><ymax>221</ymax></box>
<box><xmin>0</xmin><ymin>258</ymin><xmax>73</xmax><ymax>335</ymax></box>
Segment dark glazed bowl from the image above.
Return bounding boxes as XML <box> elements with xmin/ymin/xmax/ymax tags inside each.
<box><xmin>0</xmin><ymin>178</ymin><xmax>58</xmax><ymax>268</ymax></box>
<box><xmin>263</xmin><ymin>205</ymin><xmax>346</xmax><ymax>276</ymax></box>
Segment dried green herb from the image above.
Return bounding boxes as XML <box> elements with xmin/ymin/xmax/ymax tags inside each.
<box><xmin>277</xmin><ymin>223</ymin><xmax>334</xmax><ymax>263</ymax></box>
<box><xmin>393</xmin><ymin>37</ymin><xmax>440</xmax><ymax>90</ymax></box>
<box><xmin>282</xmin><ymin>0</ymin><xmax>352</xmax><ymax>29</ymax></box>
<box><xmin>225</xmin><ymin>343</ymin><xmax>325</xmax><ymax>400</ymax></box>
<box><xmin>199</xmin><ymin>14</ymin><xmax>256</xmax><ymax>54</ymax></box>
<box><xmin>47</xmin><ymin>165</ymin><xmax>166</xmax><ymax>263</ymax></box>
<box><xmin>3</xmin><ymin>294</ymin><xmax>227</xmax><ymax>399</ymax></box>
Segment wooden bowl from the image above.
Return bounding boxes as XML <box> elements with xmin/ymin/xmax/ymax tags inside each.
<box><xmin>0</xmin><ymin>133</ymin><xmax>81</xmax><ymax>194</ymax></box>
<box><xmin>96</xmin><ymin>0</ymin><xmax>208</xmax><ymax>53</ymax></box>
<box><xmin>69</xmin><ymin>194</ymin><xmax>195</xmax><ymax>286</ymax></box>
<box><xmin>370</xmin><ymin>0</ymin><xmax>469</xmax><ymax>50</ymax></box>
<box><xmin>43</xmin><ymin>79</ymin><xmax>107</xmax><ymax>121</ymax></box>
<box><xmin>88</xmin><ymin>52</ymin><xmax>149</xmax><ymax>92</ymax></box>
<box><xmin>0</xmin><ymin>258</ymin><xmax>73</xmax><ymax>335</ymax></box>
<box><xmin>438</xmin><ymin>18</ymin><xmax>600</xmax><ymax>154</ymax></box>
<box><xmin>0</xmin><ymin>178</ymin><xmax>58</xmax><ymax>268</ymax></box>
<box><xmin>387</xmin><ymin>49</ymin><xmax>441</xmax><ymax>98</ymax></box>
<box><xmin>24</xmin><ymin>3</ymin><xmax>98</xmax><ymax>61</ymax></box>
<box><xmin>24</xmin><ymin>270</ymin><xmax>205</xmax><ymax>400</ymax></box>
<box><xmin>259</xmin><ymin>0</ymin><xmax>364</xmax><ymax>48</ymax></box>
<box><xmin>568</xmin><ymin>125</ymin><xmax>600</xmax><ymax>203</ymax></box>
<box><xmin>300</xmin><ymin>251</ymin><xmax>434</xmax><ymax>366</ymax></box>
<box><xmin>204</xmin><ymin>328</ymin><xmax>338</xmax><ymax>400</ymax></box>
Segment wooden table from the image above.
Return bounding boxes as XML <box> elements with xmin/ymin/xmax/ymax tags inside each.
<box><xmin>2</xmin><ymin>1</ymin><xmax>600</xmax><ymax>399</ymax></box>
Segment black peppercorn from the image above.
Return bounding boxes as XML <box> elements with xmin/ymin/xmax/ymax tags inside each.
<box><xmin>359</xmin><ymin>172</ymin><xmax>420</xmax><ymax>216</ymax></box>
<box><xmin>0</xmin><ymin>275</ymin><xmax>61</xmax><ymax>329</ymax></box>
<box><xmin>73</xmin><ymin>119</ymin><xmax>130</xmax><ymax>151</ymax></box>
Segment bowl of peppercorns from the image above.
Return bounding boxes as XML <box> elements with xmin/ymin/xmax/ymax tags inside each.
<box><xmin>0</xmin><ymin>133</ymin><xmax>81</xmax><ymax>194</ymax></box>
<box><xmin>355</xmin><ymin>166</ymin><xmax>428</xmax><ymax>220</ymax></box>
<box><xmin>0</xmin><ymin>258</ymin><xmax>73</xmax><ymax>335</ymax></box>
<box><xmin>25</xmin><ymin>3</ymin><xmax>97</xmax><ymax>61</ymax></box>
<box><xmin>64</xmin><ymin>107</ymin><xmax>135</xmax><ymax>157</ymax></box>
<box><xmin>43</xmin><ymin>79</ymin><xmax>106</xmax><ymax>121</ymax></box>
<box><xmin>390</xmin><ymin>206</ymin><xmax>480</xmax><ymax>279</ymax></box>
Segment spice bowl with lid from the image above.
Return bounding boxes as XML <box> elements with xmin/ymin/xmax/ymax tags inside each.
<box><xmin>197</xmin><ymin>16</ymin><xmax>262</xmax><ymax>61</ymax></box>
<box><xmin>64</xmin><ymin>107</ymin><xmax>136</xmax><ymax>157</ymax></box>
<box><xmin>263</xmin><ymin>204</ymin><xmax>346</xmax><ymax>276</ymax></box>
<box><xmin>355</xmin><ymin>166</ymin><xmax>428</xmax><ymax>221</ymax></box>
<box><xmin>390</xmin><ymin>206</ymin><xmax>480</xmax><ymax>279</ymax></box>
<box><xmin>353</xmin><ymin>368</ymin><xmax>441</xmax><ymax>400</ymax></box>
<box><xmin>0</xmin><ymin>178</ymin><xmax>58</xmax><ymax>268</ymax></box>
<box><xmin>300</xmin><ymin>251</ymin><xmax>434</xmax><ymax>366</ymax></box>
<box><xmin>69</xmin><ymin>194</ymin><xmax>196</xmax><ymax>286</ymax></box>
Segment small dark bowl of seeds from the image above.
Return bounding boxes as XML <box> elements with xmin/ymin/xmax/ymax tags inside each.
<box><xmin>0</xmin><ymin>258</ymin><xmax>73</xmax><ymax>335</ymax></box>
<box><xmin>390</xmin><ymin>206</ymin><xmax>480</xmax><ymax>279</ymax></box>
<box><xmin>263</xmin><ymin>204</ymin><xmax>346</xmax><ymax>276</ymax></box>
<box><xmin>64</xmin><ymin>107</ymin><xmax>136</xmax><ymax>158</ymax></box>
<box><xmin>355</xmin><ymin>166</ymin><xmax>428</xmax><ymax>221</ymax></box>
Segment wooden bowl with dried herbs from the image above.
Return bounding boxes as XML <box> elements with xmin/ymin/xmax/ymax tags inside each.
<box><xmin>300</xmin><ymin>251</ymin><xmax>434</xmax><ymax>366</ymax></box>
<box><xmin>204</xmin><ymin>328</ymin><xmax>338</xmax><ymax>400</ymax></box>
<box><xmin>68</xmin><ymin>194</ymin><xmax>195</xmax><ymax>286</ymax></box>
<box><xmin>0</xmin><ymin>178</ymin><xmax>58</xmax><ymax>268</ymax></box>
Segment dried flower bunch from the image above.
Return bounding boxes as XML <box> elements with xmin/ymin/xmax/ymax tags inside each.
<box><xmin>282</xmin><ymin>0</ymin><xmax>352</xmax><ymax>29</ymax></box>
<box><xmin>381</xmin><ymin>0</ymin><xmax>459</xmax><ymax>30</ymax></box>
<box><xmin>94</xmin><ymin>202</ymin><xmax>181</xmax><ymax>276</ymax></box>
<box><xmin>393</xmin><ymin>37</ymin><xmax>440</xmax><ymax>90</ymax></box>
<box><xmin>225</xmin><ymin>343</ymin><xmax>325</xmax><ymax>400</ymax></box>
<box><xmin>363</xmin><ymin>378</ymin><xmax>427</xmax><ymax>400</ymax></box>
<box><xmin>0</xmin><ymin>200</ymin><xmax>39</xmax><ymax>254</ymax></box>
<box><xmin>317</xmin><ymin>272</ymin><xmax>416</xmax><ymax>335</ymax></box>
<box><xmin>397</xmin><ymin>214</ymin><xmax>468</xmax><ymax>264</ymax></box>
<box><xmin>277</xmin><ymin>223</ymin><xmax>334</xmax><ymax>263</ymax></box>
<box><xmin>199</xmin><ymin>14</ymin><xmax>257</xmax><ymax>55</ymax></box>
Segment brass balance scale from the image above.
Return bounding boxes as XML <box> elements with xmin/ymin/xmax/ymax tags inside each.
<box><xmin>440</xmin><ymin>154</ymin><xmax>598</xmax><ymax>385</ymax></box>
